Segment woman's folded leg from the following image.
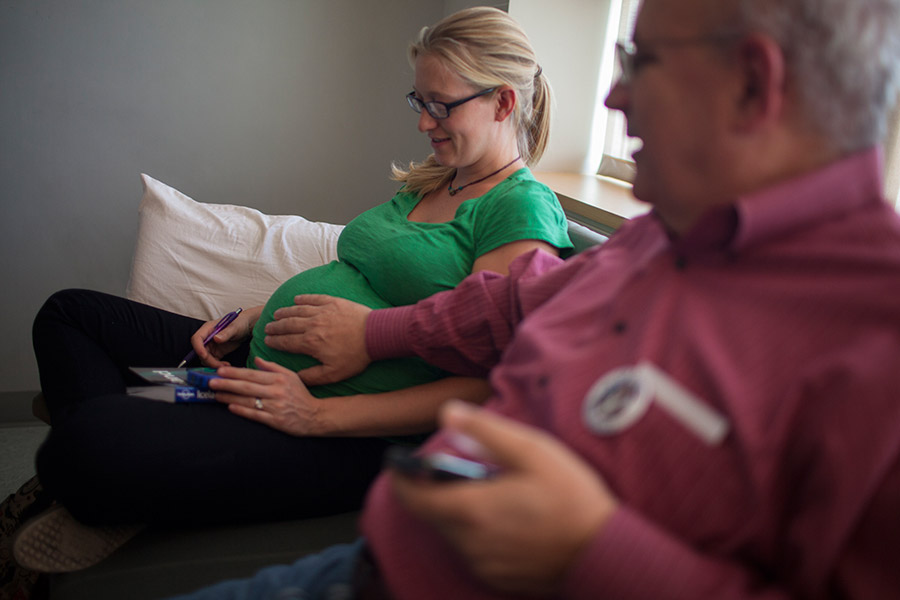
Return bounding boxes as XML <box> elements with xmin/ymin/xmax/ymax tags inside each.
<box><xmin>36</xmin><ymin>395</ymin><xmax>391</xmax><ymax>526</ymax></box>
<box><xmin>33</xmin><ymin>288</ymin><xmax>392</xmax><ymax>527</ymax></box>
<box><xmin>32</xmin><ymin>289</ymin><xmax>207</xmax><ymax>420</ymax></box>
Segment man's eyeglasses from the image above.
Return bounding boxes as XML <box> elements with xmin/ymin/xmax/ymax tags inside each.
<box><xmin>406</xmin><ymin>88</ymin><xmax>496</xmax><ymax>120</ymax></box>
<box><xmin>614</xmin><ymin>32</ymin><xmax>743</xmax><ymax>84</ymax></box>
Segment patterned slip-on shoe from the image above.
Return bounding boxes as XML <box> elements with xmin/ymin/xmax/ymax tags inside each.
<box><xmin>1</xmin><ymin>476</ymin><xmax>53</xmax><ymax>599</ymax></box>
<box><xmin>12</xmin><ymin>505</ymin><xmax>143</xmax><ymax>573</ymax></box>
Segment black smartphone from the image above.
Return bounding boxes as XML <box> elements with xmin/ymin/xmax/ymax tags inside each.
<box><xmin>385</xmin><ymin>445</ymin><xmax>498</xmax><ymax>482</ymax></box>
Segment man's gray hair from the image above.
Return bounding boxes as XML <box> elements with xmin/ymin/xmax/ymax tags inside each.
<box><xmin>735</xmin><ymin>0</ymin><xmax>900</xmax><ymax>151</ymax></box>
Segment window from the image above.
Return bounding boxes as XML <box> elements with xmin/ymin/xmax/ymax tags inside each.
<box><xmin>592</xmin><ymin>0</ymin><xmax>640</xmax><ymax>183</ymax></box>
<box><xmin>887</xmin><ymin>104</ymin><xmax>900</xmax><ymax>207</ymax></box>
<box><xmin>509</xmin><ymin>0</ymin><xmax>637</xmax><ymax>180</ymax></box>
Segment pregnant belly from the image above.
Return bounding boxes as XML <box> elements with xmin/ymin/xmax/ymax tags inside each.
<box><xmin>248</xmin><ymin>261</ymin><xmax>445</xmax><ymax>398</ymax></box>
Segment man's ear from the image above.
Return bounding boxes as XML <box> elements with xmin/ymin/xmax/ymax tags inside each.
<box><xmin>733</xmin><ymin>33</ymin><xmax>786</xmax><ymax>131</ymax></box>
<box><xmin>495</xmin><ymin>87</ymin><xmax>517</xmax><ymax>122</ymax></box>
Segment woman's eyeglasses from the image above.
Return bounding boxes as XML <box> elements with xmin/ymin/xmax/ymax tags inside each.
<box><xmin>406</xmin><ymin>88</ymin><xmax>496</xmax><ymax>120</ymax></box>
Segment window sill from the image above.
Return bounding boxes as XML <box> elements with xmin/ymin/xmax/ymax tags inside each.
<box><xmin>534</xmin><ymin>171</ymin><xmax>648</xmax><ymax>236</ymax></box>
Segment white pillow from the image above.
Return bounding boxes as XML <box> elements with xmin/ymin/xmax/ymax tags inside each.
<box><xmin>126</xmin><ymin>174</ymin><xmax>344</xmax><ymax>321</ymax></box>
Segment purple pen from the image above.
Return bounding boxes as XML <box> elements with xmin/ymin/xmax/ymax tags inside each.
<box><xmin>177</xmin><ymin>307</ymin><xmax>243</xmax><ymax>368</ymax></box>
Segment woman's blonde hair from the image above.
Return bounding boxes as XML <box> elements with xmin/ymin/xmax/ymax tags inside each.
<box><xmin>392</xmin><ymin>7</ymin><xmax>551</xmax><ymax>197</ymax></box>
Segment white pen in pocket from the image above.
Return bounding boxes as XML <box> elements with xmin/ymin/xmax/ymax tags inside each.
<box><xmin>583</xmin><ymin>362</ymin><xmax>730</xmax><ymax>445</ymax></box>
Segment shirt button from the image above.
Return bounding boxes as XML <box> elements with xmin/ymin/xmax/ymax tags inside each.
<box><xmin>613</xmin><ymin>320</ymin><xmax>627</xmax><ymax>334</ymax></box>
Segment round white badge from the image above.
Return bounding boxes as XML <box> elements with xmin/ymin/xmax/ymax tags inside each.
<box><xmin>582</xmin><ymin>365</ymin><xmax>653</xmax><ymax>435</ymax></box>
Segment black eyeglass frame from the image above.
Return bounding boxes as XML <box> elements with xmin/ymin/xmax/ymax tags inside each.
<box><xmin>406</xmin><ymin>87</ymin><xmax>497</xmax><ymax>120</ymax></box>
<box><xmin>614</xmin><ymin>32</ymin><xmax>743</xmax><ymax>84</ymax></box>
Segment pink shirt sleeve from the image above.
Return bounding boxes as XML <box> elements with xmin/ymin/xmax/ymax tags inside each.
<box><xmin>563</xmin><ymin>508</ymin><xmax>791</xmax><ymax>600</ymax></box>
<box><xmin>365</xmin><ymin>248</ymin><xmax>569</xmax><ymax>376</ymax></box>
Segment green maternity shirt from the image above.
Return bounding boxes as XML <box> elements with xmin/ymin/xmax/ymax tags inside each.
<box><xmin>249</xmin><ymin>168</ymin><xmax>572</xmax><ymax>398</ymax></box>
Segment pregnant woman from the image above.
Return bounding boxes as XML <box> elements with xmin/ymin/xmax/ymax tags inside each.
<box><xmin>12</xmin><ymin>6</ymin><xmax>572</xmax><ymax>575</ymax></box>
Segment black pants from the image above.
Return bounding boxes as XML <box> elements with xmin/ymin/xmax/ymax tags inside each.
<box><xmin>32</xmin><ymin>289</ymin><xmax>391</xmax><ymax>527</ymax></box>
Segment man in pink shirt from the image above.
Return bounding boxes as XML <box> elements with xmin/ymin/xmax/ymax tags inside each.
<box><xmin>171</xmin><ymin>0</ymin><xmax>900</xmax><ymax>598</ymax></box>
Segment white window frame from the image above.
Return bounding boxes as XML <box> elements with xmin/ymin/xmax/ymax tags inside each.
<box><xmin>886</xmin><ymin>102</ymin><xmax>900</xmax><ymax>207</ymax></box>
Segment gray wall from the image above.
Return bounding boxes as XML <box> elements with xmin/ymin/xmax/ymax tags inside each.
<box><xmin>0</xmin><ymin>0</ymin><xmax>501</xmax><ymax>396</ymax></box>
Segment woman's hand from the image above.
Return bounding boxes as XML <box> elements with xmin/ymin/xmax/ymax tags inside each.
<box><xmin>191</xmin><ymin>306</ymin><xmax>262</xmax><ymax>368</ymax></box>
<box><xmin>392</xmin><ymin>401</ymin><xmax>616</xmax><ymax>595</ymax></box>
<box><xmin>211</xmin><ymin>357</ymin><xmax>333</xmax><ymax>436</ymax></box>
<box><xmin>263</xmin><ymin>294</ymin><xmax>372</xmax><ymax>385</ymax></box>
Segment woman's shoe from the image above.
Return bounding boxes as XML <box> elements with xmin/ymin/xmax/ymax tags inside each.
<box><xmin>12</xmin><ymin>505</ymin><xmax>142</xmax><ymax>573</ymax></box>
<box><xmin>0</xmin><ymin>476</ymin><xmax>53</xmax><ymax>599</ymax></box>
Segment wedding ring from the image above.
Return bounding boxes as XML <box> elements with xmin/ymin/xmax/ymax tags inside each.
<box><xmin>254</xmin><ymin>398</ymin><xmax>264</xmax><ymax>410</ymax></box>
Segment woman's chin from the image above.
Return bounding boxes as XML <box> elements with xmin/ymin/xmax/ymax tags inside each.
<box><xmin>431</xmin><ymin>143</ymin><xmax>458</xmax><ymax>165</ymax></box>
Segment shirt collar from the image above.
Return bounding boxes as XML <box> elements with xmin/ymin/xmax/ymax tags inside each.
<box><xmin>665</xmin><ymin>205</ymin><xmax>738</xmax><ymax>258</ymax></box>
<box><xmin>732</xmin><ymin>147</ymin><xmax>884</xmax><ymax>251</ymax></box>
<box><xmin>656</xmin><ymin>147</ymin><xmax>885</xmax><ymax>258</ymax></box>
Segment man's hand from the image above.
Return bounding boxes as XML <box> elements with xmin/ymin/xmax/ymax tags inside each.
<box><xmin>263</xmin><ymin>294</ymin><xmax>372</xmax><ymax>385</ymax></box>
<box><xmin>391</xmin><ymin>401</ymin><xmax>617</xmax><ymax>595</ymax></box>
